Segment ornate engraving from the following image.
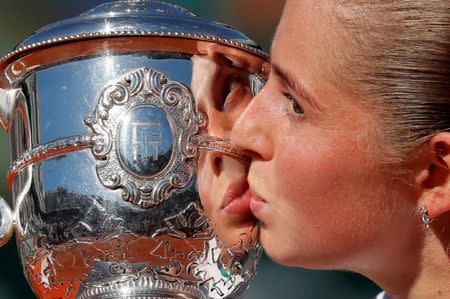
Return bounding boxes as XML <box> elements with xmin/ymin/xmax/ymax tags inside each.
<box><xmin>85</xmin><ymin>68</ymin><xmax>204</xmax><ymax>208</ymax></box>
<box><xmin>151</xmin><ymin>203</ymin><xmax>260</xmax><ymax>298</ymax></box>
<box><xmin>191</xmin><ymin>135</ymin><xmax>251</xmax><ymax>162</ymax></box>
<box><xmin>77</xmin><ymin>274</ymin><xmax>208</xmax><ymax>299</ymax></box>
<box><xmin>106</xmin><ymin>0</ymin><xmax>197</xmax><ymax>16</ymax></box>
<box><xmin>153</xmin><ymin>202</ymin><xmax>212</xmax><ymax>240</ymax></box>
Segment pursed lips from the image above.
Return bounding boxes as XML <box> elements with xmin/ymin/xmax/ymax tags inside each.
<box><xmin>221</xmin><ymin>179</ymin><xmax>253</xmax><ymax>216</ymax></box>
<box><xmin>247</xmin><ymin>181</ymin><xmax>269</xmax><ymax>217</ymax></box>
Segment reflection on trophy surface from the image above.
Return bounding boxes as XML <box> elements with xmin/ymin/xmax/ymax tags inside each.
<box><xmin>193</xmin><ymin>49</ymin><xmax>259</xmax><ymax>257</ymax></box>
<box><xmin>0</xmin><ymin>1</ymin><xmax>268</xmax><ymax>298</ymax></box>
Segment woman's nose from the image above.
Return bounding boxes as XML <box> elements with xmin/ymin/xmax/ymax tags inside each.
<box><xmin>230</xmin><ymin>88</ymin><xmax>273</xmax><ymax>161</ymax></box>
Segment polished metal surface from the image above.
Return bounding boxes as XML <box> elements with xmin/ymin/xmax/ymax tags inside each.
<box><xmin>0</xmin><ymin>1</ymin><xmax>268</xmax><ymax>299</ymax></box>
<box><xmin>0</xmin><ymin>88</ymin><xmax>26</xmax><ymax>132</ymax></box>
<box><xmin>0</xmin><ymin>196</ymin><xmax>13</xmax><ymax>247</ymax></box>
<box><xmin>0</xmin><ymin>0</ymin><xmax>267</xmax><ymax>87</ymax></box>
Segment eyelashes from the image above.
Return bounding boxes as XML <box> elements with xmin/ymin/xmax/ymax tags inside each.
<box><xmin>282</xmin><ymin>92</ymin><xmax>305</xmax><ymax>117</ymax></box>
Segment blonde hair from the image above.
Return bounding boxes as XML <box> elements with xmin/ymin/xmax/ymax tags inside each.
<box><xmin>336</xmin><ymin>0</ymin><xmax>450</xmax><ymax>163</ymax></box>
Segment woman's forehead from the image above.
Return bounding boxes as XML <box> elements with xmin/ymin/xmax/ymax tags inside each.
<box><xmin>273</xmin><ymin>3</ymin><xmax>344</xmax><ymax>84</ymax></box>
<box><xmin>273</xmin><ymin>0</ymin><xmax>340</xmax><ymax>52</ymax></box>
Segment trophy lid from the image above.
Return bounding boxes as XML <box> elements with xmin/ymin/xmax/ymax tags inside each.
<box><xmin>0</xmin><ymin>1</ymin><xmax>267</xmax><ymax>66</ymax></box>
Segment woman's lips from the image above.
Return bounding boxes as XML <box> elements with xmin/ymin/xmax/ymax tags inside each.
<box><xmin>221</xmin><ymin>181</ymin><xmax>252</xmax><ymax>216</ymax></box>
<box><xmin>249</xmin><ymin>190</ymin><xmax>267</xmax><ymax>215</ymax></box>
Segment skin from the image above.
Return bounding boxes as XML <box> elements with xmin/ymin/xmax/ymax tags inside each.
<box><xmin>231</xmin><ymin>0</ymin><xmax>450</xmax><ymax>298</ymax></box>
<box><xmin>192</xmin><ymin>49</ymin><xmax>258</xmax><ymax>254</ymax></box>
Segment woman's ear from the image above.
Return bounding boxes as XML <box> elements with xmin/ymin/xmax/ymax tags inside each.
<box><xmin>416</xmin><ymin>132</ymin><xmax>450</xmax><ymax>218</ymax></box>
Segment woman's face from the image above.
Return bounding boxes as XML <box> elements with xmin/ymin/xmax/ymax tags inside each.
<box><xmin>231</xmin><ymin>0</ymin><xmax>417</xmax><ymax>269</ymax></box>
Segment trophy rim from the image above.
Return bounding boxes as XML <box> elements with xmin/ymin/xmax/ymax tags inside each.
<box><xmin>0</xmin><ymin>36</ymin><xmax>269</xmax><ymax>89</ymax></box>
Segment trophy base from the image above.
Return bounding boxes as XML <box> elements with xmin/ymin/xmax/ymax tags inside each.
<box><xmin>76</xmin><ymin>274</ymin><xmax>207</xmax><ymax>299</ymax></box>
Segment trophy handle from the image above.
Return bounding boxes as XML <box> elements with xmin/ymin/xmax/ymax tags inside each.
<box><xmin>0</xmin><ymin>88</ymin><xmax>26</xmax><ymax>133</ymax></box>
<box><xmin>0</xmin><ymin>196</ymin><xmax>13</xmax><ymax>247</ymax></box>
<box><xmin>0</xmin><ymin>88</ymin><xmax>21</xmax><ymax>246</ymax></box>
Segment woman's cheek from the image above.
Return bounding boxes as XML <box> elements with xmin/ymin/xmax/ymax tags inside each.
<box><xmin>271</xmin><ymin>133</ymin><xmax>371</xmax><ymax>238</ymax></box>
<box><xmin>273</xmin><ymin>140</ymin><xmax>339</xmax><ymax>203</ymax></box>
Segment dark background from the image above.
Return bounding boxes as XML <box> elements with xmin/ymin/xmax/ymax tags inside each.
<box><xmin>0</xmin><ymin>1</ymin><xmax>380</xmax><ymax>298</ymax></box>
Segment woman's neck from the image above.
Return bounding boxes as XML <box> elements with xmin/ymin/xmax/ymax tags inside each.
<box><xmin>363</xmin><ymin>219</ymin><xmax>450</xmax><ymax>299</ymax></box>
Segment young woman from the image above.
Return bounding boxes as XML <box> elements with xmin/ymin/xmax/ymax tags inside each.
<box><xmin>231</xmin><ymin>1</ymin><xmax>450</xmax><ymax>298</ymax></box>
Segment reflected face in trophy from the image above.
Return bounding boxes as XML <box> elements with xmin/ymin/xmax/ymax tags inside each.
<box><xmin>192</xmin><ymin>48</ymin><xmax>259</xmax><ymax>253</ymax></box>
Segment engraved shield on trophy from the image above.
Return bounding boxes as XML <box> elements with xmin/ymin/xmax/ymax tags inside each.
<box><xmin>84</xmin><ymin>68</ymin><xmax>201</xmax><ymax>208</ymax></box>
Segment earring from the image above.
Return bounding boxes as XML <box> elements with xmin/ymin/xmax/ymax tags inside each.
<box><xmin>419</xmin><ymin>206</ymin><xmax>433</xmax><ymax>228</ymax></box>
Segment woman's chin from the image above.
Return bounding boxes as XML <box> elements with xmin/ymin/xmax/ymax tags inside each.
<box><xmin>263</xmin><ymin>247</ymin><xmax>336</xmax><ymax>269</ymax></box>
<box><xmin>259</xmin><ymin>229</ymin><xmax>301</xmax><ymax>266</ymax></box>
<box><xmin>260</xmin><ymin>230</ymin><xmax>341</xmax><ymax>269</ymax></box>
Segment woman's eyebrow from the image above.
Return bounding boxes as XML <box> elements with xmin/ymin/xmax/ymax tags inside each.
<box><xmin>271</xmin><ymin>63</ymin><xmax>322</xmax><ymax>111</ymax></box>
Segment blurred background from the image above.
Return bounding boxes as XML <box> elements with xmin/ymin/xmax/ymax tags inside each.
<box><xmin>0</xmin><ymin>1</ymin><xmax>380</xmax><ymax>298</ymax></box>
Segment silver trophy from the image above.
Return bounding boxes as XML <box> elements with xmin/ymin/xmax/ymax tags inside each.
<box><xmin>0</xmin><ymin>1</ymin><xmax>268</xmax><ymax>298</ymax></box>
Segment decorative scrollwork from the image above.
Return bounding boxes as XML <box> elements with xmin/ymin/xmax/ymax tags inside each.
<box><xmin>85</xmin><ymin>68</ymin><xmax>203</xmax><ymax>208</ymax></box>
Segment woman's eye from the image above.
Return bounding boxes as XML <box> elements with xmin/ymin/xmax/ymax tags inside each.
<box><xmin>220</xmin><ymin>75</ymin><xmax>250</xmax><ymax>111</ymax></box>
<box><xmin>283</xmin><ymin>92</ymin><xmax>305</xmax><ymax>117</ymax></box>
